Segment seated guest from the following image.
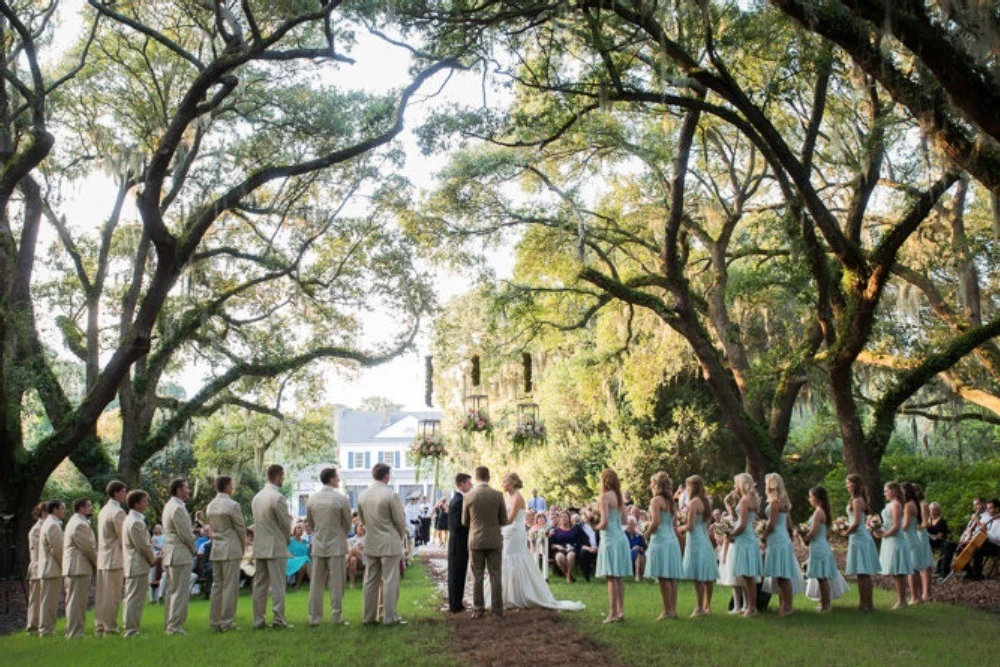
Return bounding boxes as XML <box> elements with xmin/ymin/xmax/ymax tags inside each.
<box><xmin>626</xmin><ymin>516</ymin><xmax>646</xmax><ymax>581</ymax></box>
<box><xmin>240</xmin><ymin>528</ymin><xmax>256</xmax><ymax>588</ymax></box>
<box><xmin>549</xmin><ymin>511</ymin><xmax>584</xmax><ymax>583</ymax></box>
<box><xmin>579</xmin><ymin>511</ymin><xmax>599</xmax><ymax>582</ymax></box>
<box><xmin>286</xmin><ymin>523</ymin><xmax>312</xmax><ymax>589</ymax></box>
<box><xmin>149</xmin><ymin>524</ymin><xmax>165</xmax><ymax>603</ymax></box>
<box><xmin>967</xmin><ymin>499</ymin><xmax>1000</xmax><ymax>581</ymax></box>
<box><xmin>196</xmin><ymin>526</ymin><xmax>214</xmax><ymax>598</ymax></box>
<box><xmin>347</xmin><ymin>524</ymin><xmax>366</xmax><ymax>588</ymax></box>
<box><xmin>195</xmin><ymin>526</ymin><xmax>211</xmax><ymax>553</ymax></box>
<box><xmin>926</xmin><ymin>502</ymin><xmax>951</xmax><ymax>576</ymax></box>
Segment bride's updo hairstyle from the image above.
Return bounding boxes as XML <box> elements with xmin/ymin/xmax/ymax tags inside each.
<box><xmin>503</xmin><ymin>472</ymin><xmax>524</xmax><ymax>490</ymax></box>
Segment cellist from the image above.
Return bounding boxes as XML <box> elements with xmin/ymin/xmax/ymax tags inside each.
<box><xmin>966</xmin><ymin>499</ymin><xmax>1000</xmax><ymax>581</ymax></box>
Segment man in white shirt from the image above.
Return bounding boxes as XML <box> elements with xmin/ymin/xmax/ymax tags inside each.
<box><xmin>404</xmin><ymin>495</ymin><xmax>421</xmax><ymax>554</ymax></box>
<box><xmin>527</xmin><ymin>489</ymin><xmax>547</xmax><ymax>513</ymax></box>
<box><xmin>969</xmin><ymin>498</ymin><xmax>1000</xmax><ymax>580</ymax></box>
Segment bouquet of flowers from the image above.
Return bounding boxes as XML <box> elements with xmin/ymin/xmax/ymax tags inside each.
<box><xmin>510</xmin><ymin>420</ymin><xmax>547</xmax><ymax>448</ymax></box>
<box><xmin>754</xmin><ymin>518</ymin><xmax>769</xmax><ymax>540</ymax></box>
<box><xmin>528</xmin><ymin>525</ymin><xmax>550</xmax><ymax>551</ymax></box>
<box><xmin>831</xmin><ymin>516</ymin><xmax>850</xmax><ymax>534</ymax></box>
<box><xmin>866</xmin><ymin>514</ymin><xmax>882</xmax><ymax>532</ymax></box>
<box><xmin>409</xmin><ymin>432</ymin><xmax>447</xmax><ymax>463</ymax></box>
<box><xmin>458</xmin><ymin>408</ymin><xmax>493</xmax><ymax>435</ymax></box>
<box><xmin>712</xmin><ymin>515</ymin><xmax>735</xmax><ymax>537</ymax></box>
<box><xmin>795</xmin><ymin>521</ymin><xmax>811</xmax><ymax>538</ymax></box>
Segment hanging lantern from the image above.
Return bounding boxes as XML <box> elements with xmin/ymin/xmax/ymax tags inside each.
<box><xmin>516</xmin><ymin>402</ymin><xmax>539</xmax><ymax>426</ymax></box>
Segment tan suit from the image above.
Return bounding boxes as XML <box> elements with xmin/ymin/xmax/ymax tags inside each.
<box><xmin>25</xmin><ymin>519</ymin><xmax>43</xmax><ymax>634</ymax></box>
<box><xmin>357</xmin><ymin>481</ymin><xmax>407</xmax><ymax>624</ymax></box>
<box><xmin>306</xmin><ymin>486</ymin><xmax>351</xmax><ymax>624</ymax></box>
<box><xmin>122</xmin><ymin>510</ymin><xmax>155</xmax><ymax>637</ymax></box>
<box><xmin>95</xmin><ymin>499</ymin><xmax>126</xmax><ymax>633</ymax></box>
<box><xmin>62</xmin><ymin>513</ymin><xmax>97</xmax><ymax>638</ymax></box>
<box><xmin>462</xmin><ymin>483</ymin><xmax>507</xmax><ymax>615</ymax></box>
<box><xmin>207</xmin><ymin>492</ymin><xmax>246</xmax><ymax>630</ymax></box>
<box><xmin>38</xmin><ymin>515</ymin><xmax>64</xmax><ymax>636</ymax></box>
<box><xmin>251</xmin><ymin>483</ymin><xmax>292</xmax><ymax>628</ymax></box>
<box><xmin>161</xmin><ymin>496</ymin><xmax>196</xmax><ymax>634</ymax></box>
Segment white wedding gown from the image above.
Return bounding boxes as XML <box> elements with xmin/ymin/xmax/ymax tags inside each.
<box><xmin>485</xmin><ymin>508</ymin><xmax>585</xmax><ymax>611</ymax></box>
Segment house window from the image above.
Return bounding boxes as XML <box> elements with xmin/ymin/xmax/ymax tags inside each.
<box><xmin>350</xmin><ymin>452</ymin><xmax>365</xmax><ymax>470</ymax></box>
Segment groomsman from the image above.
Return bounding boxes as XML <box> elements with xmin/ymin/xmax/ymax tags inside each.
<box><xmin>207</xmin><ymin>475</ymin><xmax>246</xmax><ymax>632</ymax></box>
<box><xmin>447</xmin><ymin>473</ymin><xmax>472</xmax><ymax>613</ymax></box>
<box><xmin>357</xmin><ymin>463</ymin><xmax>407</xmax><ymax>625</ymax></box>
<box><xmin>122</xmin><ymin>490</ymin><xmax>155</xmax><ymax>638</ymax></box>
<box><xmin>306</xmin><ymin>467</ymin><xmax>351</xmax><ymax>626</ymax></box>
<box><xmin>162</xmin><ymin>478</ymin><xmax>197</xmax><ymax>635</ymax></box>
<box><xmin>24</xmin><ymin>502</ymin><xmax>48</xmax><ymax>634</ymax></box>
<box><xmin>95</xmin><ymin>480</ymin><xmax>128</xmax><ymax>635</ymax></box>
<box><xmin>63</xmin><ymin>497</ymin><xmax>98</xmax><ymax>639</ymax></box>
<box><xmin>38</xmin><ymin>500</ymin><xmax>65</xmax><ymax>636</ymax></box>
<box><xmin>251</xmin><ymin>464</ymin><xmax>292</xmax><ymax>629</ymax></box>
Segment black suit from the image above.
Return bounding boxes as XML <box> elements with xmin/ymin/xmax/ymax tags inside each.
<box><xmin>447</xmin><ymin>491</ymin><xmax>469</xmax><ymax>612</ymax></box>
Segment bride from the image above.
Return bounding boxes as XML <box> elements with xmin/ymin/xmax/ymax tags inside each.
<box><xmin>486</xmin><ymin>472</ymin><xmax>585</xmax><ymax>611</ymax></box>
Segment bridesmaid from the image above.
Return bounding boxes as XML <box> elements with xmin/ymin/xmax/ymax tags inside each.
<box><xmin>912</xmin><ymin>483</ymin><xmax>935</xmax><ymax>601</ymax></box>
<box><xmin>728</xmin><ymin>473</ymin><xmax>763</xmax><ymax>617</ymax></box>
<box><xmin>902</xmin><ymin>482</ymin><xmax>928</xmax><ymax>604</ymax></box>
<box><xmin>803</xmin><ymin>487</ymin><xmax>838</xmax><ymax>613</ymax></box>
<box><xmin>594</xmin><ymin>469</ymin><xmax>631</xmax><ymax>623</ymax></box>
<box><xmin>843</xmin><ymin>474</ymin><xmax>879</xmax><ymax>611</ymax></box>
<box><xmin>763</xmin><ymin>473</ymin><xmax>798</xmax><ymax>617</ymax></box>
<box><xmin>680</xmin><ymin>475</ymin><xmax>718</xmax><ymax>617</ymax></box>
<box><xmin>645</xmin><ymin>472</ymin><xmax>683</xmax><ymax>620</ymax></box>
<box><xmin>877</xmin><ymin>481</ymin><xmax>912</xmax><ymax>610</ymax></box>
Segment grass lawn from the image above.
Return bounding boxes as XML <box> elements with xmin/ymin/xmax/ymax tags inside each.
<box><xmin>545</xmin><ymin>575</ymin><xmax>999</xmax><ymax>666</ymax></box>
<box><xmin>1</xmin><ymin>561</ymin><xmax>456</xmax><ymax>667</ymax></box>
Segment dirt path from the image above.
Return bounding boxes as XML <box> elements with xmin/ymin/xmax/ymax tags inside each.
<box><xmin>419</xmin><ymin>545</ymin><xmax>623</xmax><ymax>667</ymax></box>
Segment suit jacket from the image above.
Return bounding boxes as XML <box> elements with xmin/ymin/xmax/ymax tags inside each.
<box><xmin>27</xmin><ymin>519</ymin><xmax>43</xmax><ymax>580</ymax></box>
<box><xmin>162</xmin><ymin>497</ymin><xmax>197</xmax><ymax>566</ymax></box>
<box><xmin>97</xmin><ymin>499</ymin><xmax>126</xmax><ymax>571</ymax></box>
<box><xmin>123</xmin><ymin>512</ymin><xmax>156</xmax><ymax>577</ymax></box>
<box><xmin>251</xmin><ymin>483</ymin><xmax>292</xmax><ymax>559</ymax></box>
<box><xmin>39</xmin><ymin>516</ymin><xmax>64</xmax><ymax>580</ymax></box>
<box><xmin>447</xmin><ymin>491</ymin><xmax>468</xmax><ymax>555</ymax></box>
<box><xmin>306</xmin><ymin>486</ymin><xmax>351</xmax><ymax>558</ymax></box>
<box><xmin>63</xmin><ymin>513</ymin><xmax>98</xmax><ymax>577</ymax></box>
<box><xmin>357</xmin><ymin>481</ymin><xmax>406</xmax><ymax>557</ymax></box>
<box><xmin>462</xmin><ymin>483</ymin><xmax>507</xmax><ymax>551</ymax></box>
<box><xmin>207</xmin><ymin>492</ymin><xmax>246</xmax><ymax>562</ymax></box>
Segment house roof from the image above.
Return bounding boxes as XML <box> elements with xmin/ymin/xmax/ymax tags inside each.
<box><xmin>337</xmin><ymin>409</ymin><xmax>444</xmax><ymax>444</ymax></box>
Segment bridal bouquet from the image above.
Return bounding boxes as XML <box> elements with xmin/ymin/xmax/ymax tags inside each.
<box><xmin>712</xmin><ymin>516</ymin><xmax>735</xmax><ymax>537</ymax></box>
<box><xmin>754</xmin><ymin>518</ymin><xmax>769</xmax><ymax>539</ymax></box>
<box><xmin>459</xmin><ymin>408</ymin><xmax>493</xmax><ymax>435</ymax></box>
<box><xmin>795</xmin><ymin>521</ymin><xmax>811</xmax><ymax>538</ymax></box>
<box><xmin>831</xmin><ymin>516</ymin><xmax>850</xmax><ymax>534</ymax></box>
<box><xmin>409</xmin><ymin>432</ymin><xmax>447</xmax><ymax>463</ymax></box>
<box><xmin>866</xmin><ymin>514</ymin><xmax>882</xmax><ymax>532</ymax></box>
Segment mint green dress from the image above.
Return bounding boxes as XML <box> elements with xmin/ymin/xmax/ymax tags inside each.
<box><xmin>902</xmin><ymin>509</ymin><xmax>921</xmax><ymax>573</ymax></box>
<box><xmin>645</xmin><ymin>511</ymin><xmax>683</xmax><ymax>580</ymax></box>
<box><xmin>845</xmin><ymin>505</ymin><xmax>880</xmax><ymax>576</ymax></box>
<box><xmin>806</xmin><ymin>521</ymin><xmax>838</xmax><ymax>580</ymax></box>
<box><xmin>878</xmin><ymin>505</ymin><xmax>913</xmax><ymax>575</ymax></box>
<box><xmin>913</xmin><ymin>527</ymin><xmax>935</xmax><ymax>571</ymax></box>
<box><xmin>596</xmin><ymin>508</ymin><xmax>633</xmax><ymax>578</ymax></box>
<box><xmin>763</xmin><ymin>506</ymin><xmax>799</xmax><ymax>580</ymax></box>
<box><xmin>729</xmin><ymin>509</ymin><xmax>763</xmax><ymax>578</ymax></box>
<box><xmin>681</xmin><ymin>515</ymin><xmax>719</xmax><ymax>582</ymax></box>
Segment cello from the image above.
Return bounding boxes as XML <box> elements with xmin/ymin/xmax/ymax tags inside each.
<box><xmin>951</xmin><ymin>515</ymin><xmax>989</xmax><ymax>574</ymax></box>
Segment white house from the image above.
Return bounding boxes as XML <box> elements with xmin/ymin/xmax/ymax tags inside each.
<box><xmin>335</xmin><ymin>408</ymin><xmax>445</xmax><ymax>509</ymax></box>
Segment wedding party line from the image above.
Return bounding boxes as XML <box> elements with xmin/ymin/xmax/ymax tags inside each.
<box><xmin>21</xmin><ymin>461</ymin><xmax>1000</xmax><ymax>638</ymax></box>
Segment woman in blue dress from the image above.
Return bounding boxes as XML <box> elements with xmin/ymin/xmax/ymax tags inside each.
<box><xmin>645</xmin><ymin>472</ymin><xmax>683</xmax><ymax>620</ymax></box>
<box><xmin>843</xmin><ymin>474</ymin><xmax>879</xmax><ymax>611</ymax></box>
<box><xmin>803</xmin><ymin>487</ymin><xmax>838</xmax><ymax>613</ymax></box>
<box><xmin>594</xmin><ymin>468</ymin><xmax>631</xmax><ymax>623</ymax></box>
<box><xmin>876</xmin><ymin>481</ymin><xmax>912</xmax><ymax>610</ymax></box>
<box><xmin>681</xmin><ymin>475</ymin><xmax>718</xmax><ymax>617</ymax></box>
<box><xmin>906</xmin><ymin>482</ymin><xmax>934</xmax><ymax>603</ymax></box>
<box><xmin>763</xmin><ymin>473</ymin><xmax>798</xmax><ymax>617</ymax></box>
<box><xmin>728</xmin><ymin>473</ymin><xmax>763</xmax><ymax>617</ymax></box>
<box><xmin>902</xmin><ymin>483</ymin><xmax>926</xmax><ymax>604</ymax></box>
<box><xmin>286</xmin><ymin>523</ymin><xmax>311</xmax><ymax>589</ymax></box>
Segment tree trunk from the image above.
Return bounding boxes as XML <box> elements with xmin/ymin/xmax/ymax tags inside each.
<box><xmin>830</xmin><ymin>363</ymin><xmax>882</xmax><ymax>507</ymax></box>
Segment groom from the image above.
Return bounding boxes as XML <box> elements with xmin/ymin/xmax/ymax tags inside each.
<box><xmin>462</xmin><ymin>466</ymin><xmax>508</xmax><ymax>618</ymax></box>
<box><xmin>447</xmin><ymin>473</ymin><xmax>473</xmax><ymax>613</ymax></box>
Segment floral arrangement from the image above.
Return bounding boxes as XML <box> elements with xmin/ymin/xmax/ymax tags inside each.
<box><xmin>458</xmin><ymin>408</ymin><xmax>493</xmax><ymax>435</ymax></box>
<box><xmin>831</xmin><ymin>516</ymin><xmax>850</xmax><ymax>534</ymax></box>
<box><xmin>712</xmin><ymin>516</ymin><xmax>735</xmax><ymax>537</ymax></box>
<box><xmin>795</xmin><ymin>521</ymin><xmax>811</xmax><ymax>538</ymax></box>
<box><xmin>409</xmin><ymin>432</ymin><xmax>447</xmax><ymax>463</ymax></box>
<box><xmin>754</xmin><ymin>518</ymin><xmax>769</xmax><ymax>539</ymax></box>
<box><xmin>866</xmin><ymin>514</ymin><xmax>882</xmax><ymax>532</ymax></box>
<box><xmin>510</xmin><ymin>420</ymin><xmax>547</xmax><ymax>447</ymax></box>
<box><xmin>528</xmin><ymin>525</ymin><xmax>550</xmax><ymax>551</ymax></box>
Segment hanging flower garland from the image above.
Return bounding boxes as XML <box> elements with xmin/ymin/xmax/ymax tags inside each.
<box><xmin>510</xmin><ymin>420</ymin><xmax>546</xmax><ymax>449</ymax></box>
<box><xmin>410</xmin><ymin>430</ymin><xmax>447</xmax><ymax>463</ymax></box>
<box><xmin>459</xmin><ymin>408</ymin><xmax>493</xmax><ymax>435</ymax></box>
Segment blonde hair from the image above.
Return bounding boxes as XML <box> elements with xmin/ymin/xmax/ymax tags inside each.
<box><xmin>503</xmin><ymin>472</ymin><xmax>523</xmax><ymax>490</ymax></box>
<box><xmin>733</xmin><ymin>473</ymin><xmax>760</xmax><ymax>512</ymax></box>
<box><xmin>765</xmin><ymin>473</ymin><xmax>791</xmax><ymax>513</ymax></box>
<box><xmin>600</xmin><ymin>469</ymin><xmax>623</xmax><ymax>509</ymax></box>
<box><xmin>685</xmin><ymin>475</ymin><xmax>712</xmax><ymax>521</ymax></box>
<box><xmin>650</xmin><ymin>472</ymin><xmax>675</xmax><ymax>513</ymax></box>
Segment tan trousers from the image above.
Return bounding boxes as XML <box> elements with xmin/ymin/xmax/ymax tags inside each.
<box><xmin>123</xmin><ymin>575</ymin><xmax>147</xmax><ymax>637</ymax></box>
<box><xmin>471</xmin><ymin>548</ymin><xmax>503</xmax><ymax>615</ymax></box>
<box><xmin>64</xmin><ymin>574</ymin><xmax>90</xmax><ymax>638</ymax></box>
<box><xmin>362</xmin><ymin>555</ymin><xmax>400</xmax><ymax>625</ymax></box>
<box><xmin>25</xmin><ymin>578</ymin><xmax>41</xmax><ymax>633</ymax></box>
<box><xmin>94</xmin><ymin>568</ymin><xmax>124</xmax><ymax>633</ymax></box>
<box><xmin>309</xmin><ymin>555</ymin><xmax>346</xmax><ymax>624</ymax></box>
<box><xmin>210</xmin><ymin>559</ymin><xmax>241</xmax><ymax>630</ymax></box>
<box><xmin>163</xmin><ymin>564</ymin><xmax>192</xmax><ymax>634</ymax></box>
<box><xmin>252</xmin><ymin>557</ymin><xmax>287</xmax><ymax>628</ymax></box>
<box><xmin>38</xmin><ymin>577</ymin><xmax>62</xmax><ymax>636</ymax></box>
